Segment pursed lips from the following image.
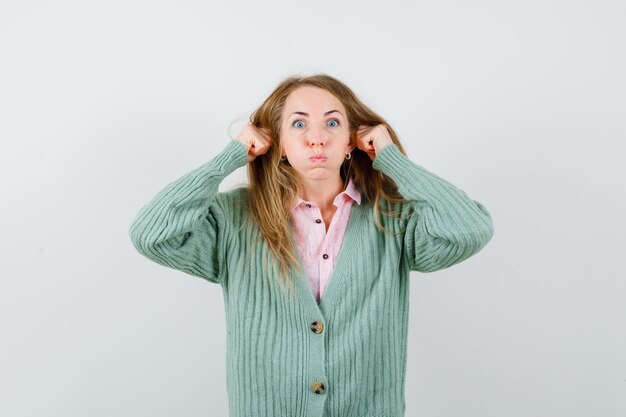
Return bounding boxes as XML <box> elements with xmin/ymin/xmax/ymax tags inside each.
<box><xmin>310</xmin><ymin>154</ymin><xmax>327</xmax><ymax>161</ymax></box>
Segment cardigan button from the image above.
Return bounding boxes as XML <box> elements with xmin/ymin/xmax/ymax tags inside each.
<box><xmin>306</xmin><ymin>203</ymin><xmax>312</xmax><ymax>208</ymax></box>
<box><xmin>311</xmin><ymin>381</ymin><xmax>325</xmax><ymax>394</ymax></box>
<box><xmin>310</xmin><ymin>321</ymin><xmax>324</xmax><ymax>334</ymax></box>
<box><xmin>315</xmin><ymin>219</ymin><xmax>322</xmax><ymax>224</ymax></box>
<box><xmin>322</xmin><ymin>254</ymin><xmax>329</xmax><ymax>260</ymax></box>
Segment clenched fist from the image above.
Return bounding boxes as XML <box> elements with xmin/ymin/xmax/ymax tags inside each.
<box><xmin>234</xmin><ymin>123</ymin><xmax>273</xmax><ymax>163</ymax></box>
<box><xmin>355</xmin><ymin>124</ymin><xmax>394</xmax><ymax>161</ymax></box>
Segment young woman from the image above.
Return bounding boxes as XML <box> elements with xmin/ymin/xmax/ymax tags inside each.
<box><xmin>129</xmin><ymin>74</ymin><xmax>494</xmax><ymax>417</ymax></box>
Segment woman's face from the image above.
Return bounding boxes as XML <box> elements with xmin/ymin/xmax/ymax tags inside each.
<box><xmin>279</xmin><ymin>86</ymin><xmax>354</xmax><ymax>182</ymax></box>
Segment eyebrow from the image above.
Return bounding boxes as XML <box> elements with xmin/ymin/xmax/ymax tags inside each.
<box><xmin>289</xmin><ymin>110</ymin><xmax>343</xmax><ymax>118</ymax></box>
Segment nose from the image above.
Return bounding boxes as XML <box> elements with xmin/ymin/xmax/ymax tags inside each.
<box><xmin>309</xmin><ymin>137</ymin><xmax>325</xmax><ymax>147</ymax></box>
<box><xmin>307</xmin><ymin>125</ymin><xmax>326</xmax><ymax>147</ymax></box>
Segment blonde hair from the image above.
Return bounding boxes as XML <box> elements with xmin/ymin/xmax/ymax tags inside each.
<box><xmin>236</xmin><ymin>74</ymin><xmax>413</xmax><ymax>302</ymax></box>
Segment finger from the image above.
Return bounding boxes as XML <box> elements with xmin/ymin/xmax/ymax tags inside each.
<box><xmin>355</xmin><ymin>140</ymin><xmax>369</xmax><ymax>152</ymax></box>
<box><xmin>359</xmin><ymin>135</ymin><xmax>376</xmax><ymax>149</ymax></box>
<box><xmin>254</xmin><ymin>128</ymin><xmax>272</xmax><ymax>145</ymax></box>
<box><xmin>256</xmin><ymin>141</ymin><xmax>271</xmax><ymax>154</ymax></box>
<box><xmin>358</xmin><ymin>128</ymin><xmax>378</xmax><ymax>145</ymax></box>
<box><xmin>250</xmin><ymin>134</ymin><xmax>273</xmax><ymax>155</ymax></box>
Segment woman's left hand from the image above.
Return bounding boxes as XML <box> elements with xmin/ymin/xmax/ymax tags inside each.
<box><xmin>355</xmin><ymin>124</ymin><xmax>394</xmax><ymax>161</ymax></box>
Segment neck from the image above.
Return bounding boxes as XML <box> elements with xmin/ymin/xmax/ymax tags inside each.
<box><xmin>298</xmin><ymin>175</ymin><xmax>346</xmax><ymax>213</ymax></box>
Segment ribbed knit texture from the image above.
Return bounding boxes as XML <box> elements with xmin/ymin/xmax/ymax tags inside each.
<box><xmin>129</xmin><ymin>139</ymin><xmax>494</xmax><ymax>417</ymax></box>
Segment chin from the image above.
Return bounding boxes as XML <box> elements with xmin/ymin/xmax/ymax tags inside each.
<box><xmin>306</xmin><ymin>169</ymin><xmax>342</xmax><ymax>180</ymax></box>
<box><xmin>292</xmin><ymin>162</ymin><xmax>342</xmax><ymax>178</ymax></box>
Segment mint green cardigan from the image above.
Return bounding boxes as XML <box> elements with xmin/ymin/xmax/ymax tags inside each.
<box><xmin>129</xmin><ymin>139</ymin><xmax>494</xmax><ymax>417</ymax></box>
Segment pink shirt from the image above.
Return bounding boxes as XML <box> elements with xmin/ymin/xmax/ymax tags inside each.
<box><xmin>289</xmin><ymin>177</ymin><xmax>362</xmax><ymax>304</ymax></box>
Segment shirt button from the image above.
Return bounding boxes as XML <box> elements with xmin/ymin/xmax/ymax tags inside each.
<box><xmin>322</xmin><ymin>254</ymin><xmax>329</xmax><ymax>260</ymax></box>
<box><xmin>306</xmin><ymin>203</ymin><xmax>312</xmax><ymax>208</ymax></box>
<box><xmin>310</xmin><ymin>321</ymin><xmax>324</xmax><ymax>334</ymax></box>
<box><xmin>315</xmin><ymin>219</ymin><xmax>322</xmax><ymax>224</ymax></box>
<box><xmin>311</xmin><ymin>381</ymin><xmax>325</xmax><ymax>394</ymax></box>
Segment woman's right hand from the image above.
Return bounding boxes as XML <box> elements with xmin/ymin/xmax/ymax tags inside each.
<box><xmin>235</xmin><ymin>123</ymin><xmax>272</xmax><ymax>163</ymax></box>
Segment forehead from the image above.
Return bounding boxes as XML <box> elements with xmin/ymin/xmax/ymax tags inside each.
<box><xmin>283</xmin><ymin>86</ymin><xmax>344</xmax><ymax>113</ymax></box>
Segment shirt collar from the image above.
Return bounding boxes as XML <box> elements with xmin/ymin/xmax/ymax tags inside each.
<box><xmin>290</xmin><ymin>177</ymin><xmax>362</xmax><ymax>211</ymax></box>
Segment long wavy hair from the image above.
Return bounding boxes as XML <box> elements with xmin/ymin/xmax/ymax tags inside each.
<box><xmin>236</xmin><ymin>74</ymin><xmax>413</xmax><ymax>301</ymax></box>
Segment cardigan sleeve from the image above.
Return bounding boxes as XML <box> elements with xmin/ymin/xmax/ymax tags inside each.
<box><xmin>128</xmin><ymin>140</ymin><xmax>249</xmax><ymax>284</ymax></box>
<box><xmin>372</xmin><ymin>143</ymin><xmax>494</xmax><ymax>273</ymax></box>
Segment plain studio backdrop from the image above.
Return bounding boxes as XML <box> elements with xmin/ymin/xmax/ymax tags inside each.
<box><xmin>1</xmin><ymin>1</ymin><xmax>624</xmax><ymax>416</ymax></box>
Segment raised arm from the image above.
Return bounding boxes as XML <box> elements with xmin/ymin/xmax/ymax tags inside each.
<box><xmin>372</xmin><ymin>143</ymin><xmax>494</xmax><ymax>273</ymax></box>
<box><xmin>128</xmin><ymin>140</ymin><xmax>249</xmax><ymax>284</ymax></box>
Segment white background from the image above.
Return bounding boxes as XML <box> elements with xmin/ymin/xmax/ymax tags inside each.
<box><xmin>1</xmin><ymin>1</ymin><xmax>625</xmax><ymax>416</ymax></box>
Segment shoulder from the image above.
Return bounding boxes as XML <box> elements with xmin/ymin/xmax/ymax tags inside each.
<box><xmin>367</xmin><ymin>197</ymin><xmax>416</xmax><ymax>235</ymax></box>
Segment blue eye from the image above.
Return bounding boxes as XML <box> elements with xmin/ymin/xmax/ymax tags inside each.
<box><xmin>293</xmin><ymin>120</ymin><xmax>305</xmax><ymax>128</ymax></box>
<box><xmin>327</xmin><ymin>119</ymin><xmax>339</xmax><ymax>127</ymax></box>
